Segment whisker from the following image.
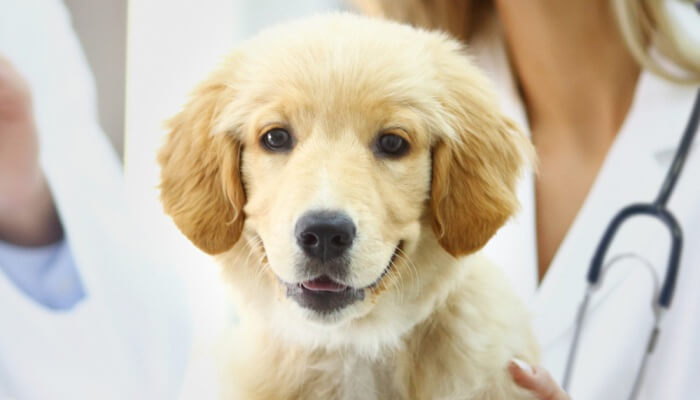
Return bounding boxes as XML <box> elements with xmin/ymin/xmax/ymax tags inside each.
<box><xmin>386</xmin><ymin>261</ymin><xmax>403</xmax><ymax>302</ymax></box>
<box><xmin>252</xmin><ymin>240</ymin><xmax>270</xmax><ymax>286</ymax></box>
<box><xmin>243</xmin><ymin>236</ymin><xmax>269</xmax><ymax>287</ymax></box>
<box><xmin>354</xmin><ymin>237</ymin><xmax>421</xmax><ymax>302</ymax></box>
<box><xmin>394</xmin><ymin>247</ymin><xmax>419</xmax><ymax>284</ymax></box>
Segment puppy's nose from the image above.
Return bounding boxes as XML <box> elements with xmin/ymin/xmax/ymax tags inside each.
<box><xmin>295</xmin><ymin>211</ymin><xmax>356</xmax><ymax>262</ymax></box>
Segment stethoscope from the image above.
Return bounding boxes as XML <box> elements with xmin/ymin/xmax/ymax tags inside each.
<box><xmin>562</xmin><ymin>87</ymin><xmax>700</xmax><ymax>398</ymax></box>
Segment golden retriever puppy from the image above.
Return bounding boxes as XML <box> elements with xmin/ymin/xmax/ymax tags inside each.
<box><xmin>159</xmin><ymin>13</ymin><xmax>538</xmax><ymax>400</ymax></box>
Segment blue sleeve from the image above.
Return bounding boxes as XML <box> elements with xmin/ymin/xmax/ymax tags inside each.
<box><xmin>0</xmin><ymin>239</ymin><xmax>85</xmax><ymax>311</ymax></box>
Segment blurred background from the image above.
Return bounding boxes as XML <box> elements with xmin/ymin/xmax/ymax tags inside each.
<box><xmin>69</xmin><ymin>0</ymin><xmax>700</xmax><ymax>162</ymax></box>
<box><xmin>66</xmin><ymin>0</ymin><xmax>349</xmax><ymax>159</ymax></box>
<box><xmin>65</xmin><ymin>0</ymin><xmax>126</xmax><ymax>157</ymax></box>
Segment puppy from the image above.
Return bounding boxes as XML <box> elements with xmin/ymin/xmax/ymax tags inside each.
<box><xmin>159</xmin><ymin>13</ymin><xmax>538</xmax><ymax>400</ymax></box>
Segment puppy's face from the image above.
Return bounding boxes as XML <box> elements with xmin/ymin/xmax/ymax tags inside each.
<box><xmin>239</xmin><ymin>83</ymin><xmax>431</xmax><ymax>323</ymax></box>
<box><xmin>159</xmin><ymin>15</ymin><xmax>529</xmax><ymax>344</ymax></box>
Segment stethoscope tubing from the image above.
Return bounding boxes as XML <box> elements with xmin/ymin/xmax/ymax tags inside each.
<box><xmin>587</xmin><ymin>88</ymin><xmax>699</xmax><ymax>309</ymax></box>
<box><xmin>563</xmin><ymin>88</ymin><xmax>700</xmax><ymax>397</ymax></box>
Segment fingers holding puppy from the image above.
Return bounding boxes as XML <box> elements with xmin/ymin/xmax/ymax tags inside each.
<box><xmin>509</xmin><ymin>358</ymin><xmax>572</xmax><ymax>400</ymax></box>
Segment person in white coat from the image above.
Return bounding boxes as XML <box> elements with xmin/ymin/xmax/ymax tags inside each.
<box><xmin>0</xmin><ymin>1</ymin><xmax>191</xmax><ymax>398</ymax></box>
<box><xmin>356</xmin><ymin>0</ymin><xmax>700</xmax><ymax>399</ymax></box>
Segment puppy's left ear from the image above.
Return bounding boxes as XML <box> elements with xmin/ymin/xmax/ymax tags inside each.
<box><xmin>430</xmin><ymin>52</ymin><xmax>533</xmax><ymax>257</ymax></box>
<box><xmin>158</xmin><ymin>69</ymin><xmax>245</xmax><ymax>255</ymax></box>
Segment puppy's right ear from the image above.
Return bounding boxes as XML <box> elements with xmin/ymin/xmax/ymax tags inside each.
<box><xmin>158</xmin><ymin>75</ymin><xmax>245</xmax><ymax>255</ymax></box>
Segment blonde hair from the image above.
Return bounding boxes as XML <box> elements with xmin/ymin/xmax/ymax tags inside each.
<box><xmin>353</xmin><ymin>0</ymin><xmax>700</xmax><ymax>84</ymax></box>
<box><xmin>612</xmin><ymin>0</ymin><xmax>700</xmax><ymax>83</ymax></box>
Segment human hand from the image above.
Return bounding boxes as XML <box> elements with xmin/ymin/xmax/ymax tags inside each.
<box><xmin>509</xmin><ymin>358</ymin><xmax>572</xmax><ymax>400</ymax></box>
<box><xmin>0</xmin><ymin>56</ymin><xmax>61</xmax><ymax>246</ymax></box>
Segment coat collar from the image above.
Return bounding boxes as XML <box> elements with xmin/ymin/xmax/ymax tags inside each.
<box><xmin>532</xmin><ymin>72</ymin><xmax>698</xmax><ymax>345</ymax></box>
<box><xmin>473</xmin><ymin>14</ymin><xmax>700</xmax><ymax>346</ymax></box>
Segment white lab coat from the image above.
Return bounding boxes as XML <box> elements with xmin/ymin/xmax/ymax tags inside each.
<box><xmin>475</xmin><ymin>16</ymin><xmax>700</xmax><ymax>400</ymax></box>
<box><xmin>0</xmin><ymin>1</ymin><xmax>191</xmax><ymax>399</ymax></box>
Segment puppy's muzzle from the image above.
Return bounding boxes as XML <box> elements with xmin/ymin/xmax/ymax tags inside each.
<box><xmin>286</xmin><ymin>210</ymin><xmax>361</xmax><ymax>315</ymax></box>
<box><xmin>295</xmin><ymin>210</ymin><xmax>355</xmax><ymax>265</ymax></box>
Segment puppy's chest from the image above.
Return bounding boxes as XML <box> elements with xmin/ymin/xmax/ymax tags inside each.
<box><xmin>312</xmin><ymin>355</ymin><xmax>398</xmax><ymax>400</ymax></box>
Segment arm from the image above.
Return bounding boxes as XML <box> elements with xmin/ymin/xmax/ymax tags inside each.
<box><xmin>0</xmin><ymin>56</ymin><xmax>85</xmax><ymax>310</ymax></box>
<box><xmin>0</xmin><ymin>56</ymin><xmax>62</xmax><ymax>247</ymax></box>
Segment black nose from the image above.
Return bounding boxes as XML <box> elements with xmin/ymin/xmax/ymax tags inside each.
<box><xmin>295</xmin><ymin>211</ymin><xmax>356</xmax><ymax>262</ymax></box>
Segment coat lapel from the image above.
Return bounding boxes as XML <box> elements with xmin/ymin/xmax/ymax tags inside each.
<box><xmin>531</xmin><ymin>73</ymin><xmax>700</xmax><ymax>347</ymax></box>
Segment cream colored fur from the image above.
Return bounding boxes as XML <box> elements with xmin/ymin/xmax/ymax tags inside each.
<box><xmin>217</xmin><ymin>239</ymin><xmax>538</xmax><ymax>400</ymax></box>
<box><xmin>159</xmin><ymin>13</ymin><xmax>538</xmax><ymax>400</ymax></box>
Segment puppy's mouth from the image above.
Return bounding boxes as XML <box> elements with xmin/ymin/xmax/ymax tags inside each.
<box><xmin>301</xmin><ymin>275</ymin><xmax>349</xmax><ymax>293</ymax></box>
<box><xmin>281</xmin><ymin>241</ymin><xmax>402</xmax><ymax>315</ymax></box>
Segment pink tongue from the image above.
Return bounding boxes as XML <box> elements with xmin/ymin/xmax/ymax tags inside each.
<box><xmin>302</xmin><ymin>276</ymin><xmax>347</xmax><ymax>292</ymax></box>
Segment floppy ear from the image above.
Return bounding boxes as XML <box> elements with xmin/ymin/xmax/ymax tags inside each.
<box><xmin>430</xmin><ymin>58</ymin><xmax>533</xmax><ymax>257</ymax></box>
<box><xmin>158</xmin><ymin>75</ymin><xmax>245</xmax><ymax>255</ymax></box>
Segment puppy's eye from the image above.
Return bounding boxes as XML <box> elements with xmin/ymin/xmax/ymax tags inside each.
<box><xmin>375</xmin><ymin>133</ymin><xmax>409</xmax><ymax>157</ymax></box>
<box><xmin>262</xmin><ymin>128</ymin><xmax>293</xmax><ymax>152</ymax></box>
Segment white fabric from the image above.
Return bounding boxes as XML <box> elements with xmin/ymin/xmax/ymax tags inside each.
<box><xmin>475</xmin><ymin>15</ymin><xmax>700</xmax><ymax>400</ymax></box>
<box><xmin>0</xmin><ymin>1</ymin><xmax>191</xmax><ymax>399</ymax></box>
